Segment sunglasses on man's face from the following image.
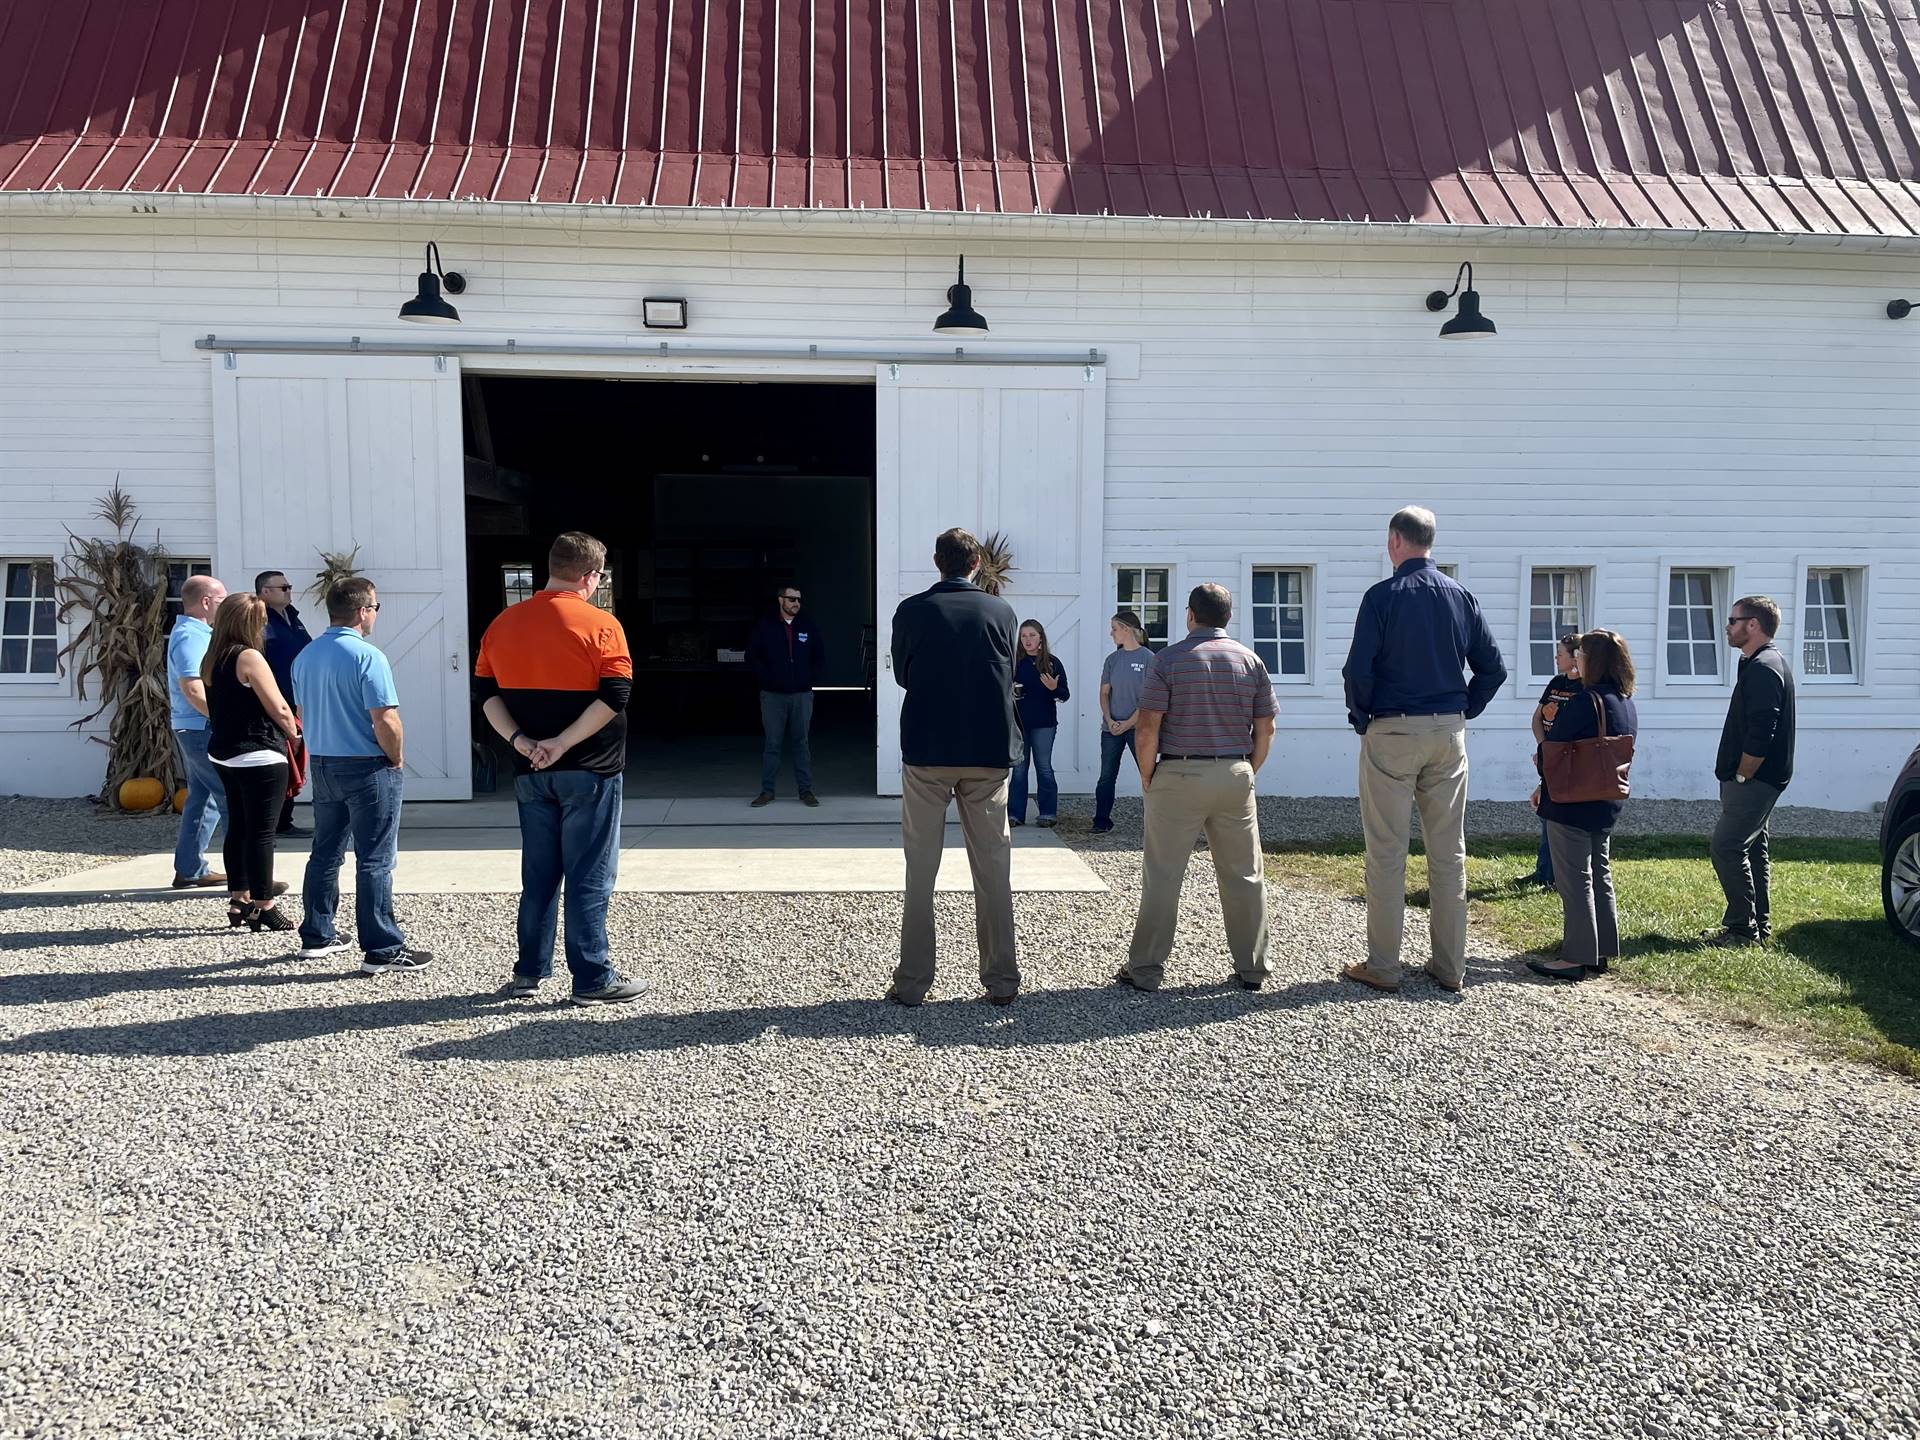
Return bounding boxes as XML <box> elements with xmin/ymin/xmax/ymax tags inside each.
<box><xmin>1726</xmin><ymin>614</ymin><xmax>1752</xmax><ymax>627</ymax></box>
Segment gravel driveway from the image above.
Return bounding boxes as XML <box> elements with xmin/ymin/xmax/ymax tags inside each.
<box><xmin>1</xmin><ymin>799</ymin><xmax>1913</xmax><ymax>1439</ymax></box>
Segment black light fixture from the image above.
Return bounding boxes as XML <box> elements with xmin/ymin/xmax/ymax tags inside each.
<box><xmin>1888</xmin><ymin>299</ymin><xmax>1913</xmax><ymax>319</ymax></box>
<box><xmin>398</xmin><ymin>242</ymin><xmax>466</xmax><ymax>324</ymax></box>
<box><xmin>933</xmin><ymin>255</ymin><xmax>989</xmax><ymax>336</ymax></box>
<box><xmin>642</xmin><ymin>297</ymin><xmax>689</xmax><ymax>329</ymax></box>
<box><xmin>1425</xmin><ymin>261</ymin><xmax>1496</xmax><ymax>339</ymax></box>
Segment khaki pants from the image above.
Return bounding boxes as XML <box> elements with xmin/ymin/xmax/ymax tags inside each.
<box><xmin>1124</xmin><ymin>759</ymin><xmax>1270</xmax><ymax>989</ymax></box>
<box><xmin>1356</xmin><ymin>715</ymin><xmax>1469</xmax><ymax>987</ymax></box>
<box><xmin>894</xmin><ymin>765</ymin><xmax>1019</xmax><ymax>1002</ymax></box>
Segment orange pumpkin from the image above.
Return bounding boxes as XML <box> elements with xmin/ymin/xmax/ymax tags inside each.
<box><xmin>118</xmin><ymin>777</ymin><xmax>167</xmax><ymax>812</ymax></box>
<box><xmin>173</xmin><ymin>787</ymin><xmax>188</xmax><ymax>813</ymax></box>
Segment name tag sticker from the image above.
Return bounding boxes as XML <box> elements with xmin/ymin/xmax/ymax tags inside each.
<box><xmin>798</xmin><ymin>633</ymin><xmax>809</xmax><ymax>643</ymax></box>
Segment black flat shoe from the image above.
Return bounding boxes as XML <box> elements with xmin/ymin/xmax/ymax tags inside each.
<box><xmin>1229</xmin><ymin>976</ymin><xmax>1261</xmax><ymax>992</ymax></box>
<box><xmin>1114</xmin><ymin>968</ymin><xmax>1150</xmax><ymax>992</ymax></box>
<box><xmin>984</xmin><ymin>991</ymin><xmax>1017</xmax><ymax>1007</ymax></box>
<box><xmin>1527</xmin><ymin>958</ymin><xmax>1590</xmax><ymax>982</ymax></box>
<box><xmin>884</xmin><ymin>988</ymin><xmax>923</xmax><ymax>1008</ymax></box>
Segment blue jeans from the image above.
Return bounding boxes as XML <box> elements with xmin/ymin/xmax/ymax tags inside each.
<box><xmin>515</xmin><ymin>769</ymin><xmax>623</xmax><ymax>992</ymax></box>
<box><xmin>1009</xmin><ymin>725</ymin><xmax>1058</xmax><ymax>823</ymax></box>
<box><xmin>1094</xmin><ymin>728</ymin><xmax>1138</xmax><ymax>827</ymax></box>
<box><xmin>172</xmin><ymin>728</ymin><xmax>224</xmax><ymax>879</ymax></box>
<box><xmin>299</xmin><ymin>756</ymin><xmax>406</xmax><ymax>958</ymax></box>
<box><xmin>1533</xmin><ymin>822</ymin><xmax>1554</xmax><ymax>883</ymax></box>
<box><xmin>759</xmin><ymin>690</ymin><xmax>814</xmax><ymax>795</ymax></box>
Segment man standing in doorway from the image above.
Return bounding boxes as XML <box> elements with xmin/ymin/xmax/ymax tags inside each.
<box><xmin>169</xmin><ymin>573</ymin><xmax>229</xmax><ymax>889</ymax></box>
<box><xmin>1341</xmin><ymin>506</ymin><xmax>1506</xmax><ymax>994</ymax></box>
<box><xmin>1115</xmin><ymin>584</ymin><xmax>1277</xmax><ymax>992</ymax></box>
<box><xmin>1706</xmin><ymin>595</ymin><xmax>1796</xmax><ymax>946</ymax></box>
<box><xmin>293</xmin><ymin>578</ymin><xmax>432</xmax><ymax>975</ymax></box>
<box><xmin>888</xmin><ymin>527</ymin><xmax>1021</xmax><ymax>1008</ymax></box>
<box><xmin>476</xmin><ymin>532</ymin><xmax>649</xmax><ymax>1006</ymax></box>
<box><xmin>256</xmin><ymin>569</ymin><xmax>313</xmax><ymax>837</ymax></box>
<box><xmin>747</xmin><ymin>583</ymin><xmax>824</xmax><ymax>807</ymax></box>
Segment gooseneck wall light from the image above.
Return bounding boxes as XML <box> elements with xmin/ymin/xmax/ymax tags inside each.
<box><xmin>1425</xmin><ymin>262</ymin><xmax>1496</xmax><ymax>339</ymax></box>
<box><xmin>933</xmin><ymin>256</ymin><xmax>989</xmax><ymax>336</ymax></box>
<box><xmin>398</xmin><ymin>243</ymin><xmax>467</xmax><ymax>324</ymax></box>
<box><xmin>1888</xmin><ymin>299</ymin><xmax>1914</xmax><ymax>319</ymax></box>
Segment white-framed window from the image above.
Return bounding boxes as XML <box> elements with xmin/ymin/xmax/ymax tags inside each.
<box><xmin>165</xmin><ymin>559</ymin><xmax>213</xmax><ymax>623</ymax></box>
<box><xmin>1801</xmin><ymin>566</ymin><xmax>1864</xmax><ymax>683</ymax></box>
<box><xmin>1526</xmin><ymin>566</ymin><xmax>1591</xmax><ymax>680</ymax></box>
<box><xmin>501</xmin><ymin>564</ymin><xmax>535</xmax><ymax>609</ymax></box>
<box><xmin>1436</xmin><ymin>562</ymin><xmax>1460</xmax><ymax>581</ymax></box>
<box><xmin>1663</xmin><ymin>566</ymin><xmax>1730</xmax><ymax>684</ymax></box>
<box><xmin>1</xmin><ymin>560</ymin><xmax>59</xmax><ymax>678</ymax></box>
<box><xmin>1115</xmin><ymin>565</ymin><xmax>1173</xmax><ymax>650</ymax></box>
<box><xmin>1249</xmin><ymin>566</ymin><xmax>1311</xmax><ymax>680</ymax></box>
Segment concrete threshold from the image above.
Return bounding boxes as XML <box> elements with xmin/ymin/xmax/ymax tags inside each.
<box><xmin>298</xmin><ymin>795</ymin><xmax>922</xmax><ymax>830</ymax></box>
<box><xmin>25</xmin><ymin>824</ymin><xmax>1107</xmax><ymax>897</ymax></box>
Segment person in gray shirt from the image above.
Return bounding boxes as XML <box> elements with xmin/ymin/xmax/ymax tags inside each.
<box><xmin>1092</xmin><ymin>609</ymin><xmax>1152</xmax><ymax>834</ymax></box>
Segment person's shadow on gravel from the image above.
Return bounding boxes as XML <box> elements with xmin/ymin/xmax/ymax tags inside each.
<box><xmin>0</xmin><ymin>953</ymin><xmax>357</xmax><ymax>1009</ymax></box>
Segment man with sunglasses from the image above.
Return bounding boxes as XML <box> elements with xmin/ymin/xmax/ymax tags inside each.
<box><xmin>746</xmin><ymin>582</ymin><xmax>824</xmax><ymax>807</ymax></box>
<box><xmin>1708</xmin><ymin>595</ymin><xmax>1796</xmax><ymax>946</ymax></box>
<box><xmin>255</xmin><ymin>570</ymin><xmax>313</xmax><ymax>837</ymax></box>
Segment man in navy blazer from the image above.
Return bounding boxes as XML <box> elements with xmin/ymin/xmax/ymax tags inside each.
<box><xmin>887</xmin><ymin>527</ymin><xmax>1021</xmax><ymax>1008</ymax></box>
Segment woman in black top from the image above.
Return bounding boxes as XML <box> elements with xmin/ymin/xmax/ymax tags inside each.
<box><xmin>1526</xmin><ymin>633</ymin><xmax>1583</xmax><ymax>887</ymax></box>
<box><xmin>203</xmin><ymin>592</ymin><xmax>302</xmax><ymax>932</ymax></box>
<box><xmin>1009</xmin><ymin>620</ymin><xmax>1070</xmax><ymax>827</ymax></box>
<box><xmin>1528</xmin><ymin>629</ymin><xmax>1638</xmax><ymax>982</ymax></box>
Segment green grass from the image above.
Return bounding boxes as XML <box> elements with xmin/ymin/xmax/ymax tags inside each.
<box><xmin>1265</xmin><ymin>835</ymin><xmax>1920</xmax><ymax>1078</ymax></box>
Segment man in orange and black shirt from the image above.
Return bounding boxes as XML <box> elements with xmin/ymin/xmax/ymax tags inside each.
<box><xmin>474</xmin><ymin>531</ymin><xmax>649</xmax><ymax>1006</ymax></box>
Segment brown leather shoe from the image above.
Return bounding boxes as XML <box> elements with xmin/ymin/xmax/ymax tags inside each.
<box><xmin>172</xmin><ymin>871</ymin><xmax>227</xmax><ymax>889</ymax></box>
<box><xmin>1422</xmin><ymin>965</ymin><xmax>1464</xmax><ymax>993</ymax></box>
<box><xmin>1340</xmin><ymin>962</ymin><xmax>1401</xmax><ymax>993</ymax></box>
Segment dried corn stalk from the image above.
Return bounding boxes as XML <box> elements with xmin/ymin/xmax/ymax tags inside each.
<box><xmin>975</xmin><ymin>531</ymin><xmax>1016</xmax><ymax>597</ymax></box>
<box><xmin>54</xmin><ymin>483</ymin><xmax>179</xmax><ymax>807</ymax></box>
<box><xmin>310</xmin><ymin>545</ymin><xmax>363</xmax><ymax>608</ymax></box>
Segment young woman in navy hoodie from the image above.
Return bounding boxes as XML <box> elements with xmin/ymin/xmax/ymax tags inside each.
<box><xmin>1010</xmin><ymin>619</ymin><xmax>1070</xmax><ymax>826</ymax></box>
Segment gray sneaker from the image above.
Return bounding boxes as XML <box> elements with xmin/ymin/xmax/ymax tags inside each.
<box><xmin>496</xmin><ymin>976</ymin><xmax>542</xmax><ymax>998</ymax></box>
<box><xmin>360</xmin><ymin>949</ymin><xmax>434</xmax><ymax>976</ymax></box>
<box><xmin>571</xmin><ymin>975</ymin><xmax>652</xmax><ymax>1006</ymax></box>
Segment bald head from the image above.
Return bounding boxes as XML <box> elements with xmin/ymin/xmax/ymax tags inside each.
<box><xmin>179</xmin><ymin>574</ymin><xmax>226</xmax><ymax>622</ymax></box>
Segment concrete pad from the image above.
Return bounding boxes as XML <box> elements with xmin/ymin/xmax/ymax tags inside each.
<box><xmin>331</xmin><ymin>795</ymin><xmax>921</xmax><ymax>830</ymax></box>
<box><xmin>22</xmin><ymin>825</ymin><xmax>1107</xmax><ymax>897</ymax></box>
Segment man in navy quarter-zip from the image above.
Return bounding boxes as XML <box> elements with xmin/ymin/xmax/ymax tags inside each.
<box><xmin>747</xmin><ymin>583</ymin><xmax>826</xmax><ymax>807</ymax></box>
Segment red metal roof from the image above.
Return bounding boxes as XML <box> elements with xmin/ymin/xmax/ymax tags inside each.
<box><xmin>3</xmin><ymin>1</ymin><xmax>1918</xmax><ymax>236</ymax></box>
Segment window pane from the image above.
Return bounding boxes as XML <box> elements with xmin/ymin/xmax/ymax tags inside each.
<box><xmin>1689</xmin><ymin>607</ymin><xmax>1714</xmax><ymax>642</ymax></box>
<box><xmin>1145</xmin><ymin>569</ymin><xmax>1167</xmax><ymax>603</ymax></box>
<box><xmin>1822</xmin><ymin>572</ymin><xmax>1848</xmax><ymax>607</ymax></box>
<box><xmin>32</xmin><ymin>599</ymin><xmax>55</xmax><ymax>635</ymax></box>
<box><xmin>4</xmin><ymin>565</ymin><xmax>29</xmax><ymax>598</ymax></box>
<box><xmin>1668</xmin><ymin>573</ymin><xmax>1686</xmax><ymax>606</ymax></box>
<box><xmin>1668</xmin><ymin>641</ymin><xmax>1692</xmax><ymax>675</ymax></box>
<box><xmin>1117</xmin><ymin>571</ymin><xmax>1138</xmax><ymax>606</ymax></box>
<box><xmin>1254</xmin><ymin>639</ymin><xmax>1278</xmax><ymax>671</ymax></box>
<box><xmin>2</xmin><ymin>601</ymin><xmax>27</xmax><ymax>635</ymax></box>
<box><xmin>1806</xmin><ymin>574</ymin><xmax>1822</xmax><ymax>605</ymax></box>
<box><xmin>1253</xmin><ymin>607</ymin><xmax>1277</xmax><ymax>641</ymax></box>
<box><xmin>30</xmin><ymin>639</ymin><xmax>56</xmax><ymax>673</ymax></box>
<box><xmin>1829</xmin><ymin>644</ymin><xmax>1853</xmax><ymax>675</ymax></box>
<box><xmin>1694</xmin><ymin>643</ymin><xmax>1718</xmax><ymax>675</ymax></box>
<box><xmin>1531</xmin><ymin>641</ymin><xmax>1555</xmax><ymax>675</ymax></box>
<box><xmin>1531</xmin><ymin>572</ymin><xmax>1550</xmax><ymax>605</ymax></box>
<box><xmin>1279</xmin><ymin>641</ymin><xmax>1307</xmax><ymax>675</ymax></box>
<box><xmin>1278</xmin><ymin>608</ymin><xmax>1305</xmax><ymax>641</ymax></box>
<box><xmin>1804</xmin><ymin>609</ymin><xmax>1824</xmax><ymax>639</ymax></box>
<box><xmin>1252</xmin><ymin>570</ymin><xmax>1274</xmax><ymax>607</ymax></box>
<box><xmin>0</xmin><ymin>638</ymin><xmax>24</xmax><ymax>672</ymax></box>
<box><xmin>1828</xmin><ymin>606</ymin><xmax>1850</xmax><ymax>640</ymax></box>
<box><xmin>1279</xmin><ymin>571</ymin><xmax>1302</xmax><ymax>606</ymax></box>
<box><xmin>1667</xmin><ymin>607</ymin><xmax>1689</xmax><ymax>640</ymax></box>
<box><xmin>1686</xmin><ymin>573</ymin><xmax>1712</xmax><ymax>607</ymax></box>
<box><xmin>1803</xmin><ymin>642</ymin><xmax>1827</xmax><ymax>675</ymax></box>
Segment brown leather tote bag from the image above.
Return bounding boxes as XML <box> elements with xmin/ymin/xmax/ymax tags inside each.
<box><xmin>1541</xmin><ymin>691</ymin><xmax>1634</xmax><ymax>804</ymax></box>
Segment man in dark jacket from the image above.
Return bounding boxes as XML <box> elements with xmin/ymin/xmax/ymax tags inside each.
<box><xmin>887</xmin><ymin>527</ymin><xmax>1021</xmax><ymax>1008</ymax></box>
<box><xmin>1707</xmin><ymin>594</ymin><xmax>1796</xmax><ymax>945</ymax></box>
<box><xmin>256</xmin><ymin>570</ymin><xmax>312</xmax><ymax>836</ymax></box>
<box><xmin>745</xmin><ymin>584</ymin><xmax>824</xmax><ymax>807</ymax></box>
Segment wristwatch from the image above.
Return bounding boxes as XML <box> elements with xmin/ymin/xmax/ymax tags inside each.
<box><xmin>1735</xmin><ymin>774</ymin><xmax>1750</xmax><ymax>784</ymax></box>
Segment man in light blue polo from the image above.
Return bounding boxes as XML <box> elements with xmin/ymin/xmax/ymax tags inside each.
<box><xmin>168</xmin><ymin>573</ymin><xmax>228</xmax><ymax>887</ymax></box>
<box><xmin>291</xmin><ymin>576</ymin><xmax>431</xmax><ymax>976</ymax></box>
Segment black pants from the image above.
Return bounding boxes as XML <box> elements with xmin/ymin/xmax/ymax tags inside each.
<box><xmin>217</xmin><ymin>763</ymin><xmax>285</xmax><ymax>900</ymax></box>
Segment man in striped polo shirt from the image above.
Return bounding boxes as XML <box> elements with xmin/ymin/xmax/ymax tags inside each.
<box><xmin>1117</xmin><ymin>583</ymin><xmax>1277</xmax><ymax>992</ymax></box>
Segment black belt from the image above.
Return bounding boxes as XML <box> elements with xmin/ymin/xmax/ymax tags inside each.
<box><xmin>1158</xmin><ymin>753</ymin><xmax>1250</xmax><ymax>762</ymax></box>
<box><xmin>1369</xmin><ymin>711</ymin><xmax>1463</xmax><ymax>721</ymax></box>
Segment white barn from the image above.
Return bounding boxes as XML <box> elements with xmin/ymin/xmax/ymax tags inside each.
<box><xmin>2</xmin><ymin>0</ymin><xmax>1916</xmax><ymax>808</ymax></box>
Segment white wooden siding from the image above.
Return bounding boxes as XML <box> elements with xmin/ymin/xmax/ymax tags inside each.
<box><xmin>2</xmin><ymin>212</ymin><xmax>1916</xmax><ymax>805</ymax></box>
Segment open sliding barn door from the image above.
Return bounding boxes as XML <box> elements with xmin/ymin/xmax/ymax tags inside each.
<box><xmin>210</xmin><ymin>354</ymin><xmax>471</xmax><ymax>800</ymax></box>
<box><xmin>873</xmin><ymin>364</ymin><xmax>1107</xmax><ymax>796</ymax></box>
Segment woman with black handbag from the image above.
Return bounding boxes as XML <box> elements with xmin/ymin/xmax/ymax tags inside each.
<box><xmin>1528</xmin><ymin>629</ymin><xmax>1638</xmax><ymax>982</ymax></box>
